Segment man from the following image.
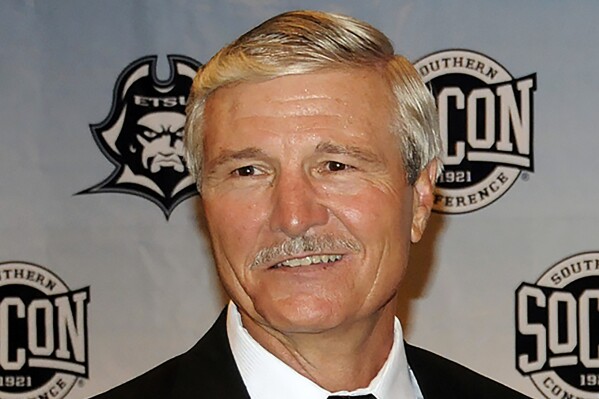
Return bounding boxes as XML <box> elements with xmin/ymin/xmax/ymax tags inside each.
<box><xmin>92</xmin><ymin>10</ymin><xmax>530</xmax><ymax>399</ymax></box>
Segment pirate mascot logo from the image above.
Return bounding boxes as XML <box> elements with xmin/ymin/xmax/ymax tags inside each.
<box><xmin>79</xmin><ymin>55</ymin><xmax>201</xmax><ymax>218</ymax></box>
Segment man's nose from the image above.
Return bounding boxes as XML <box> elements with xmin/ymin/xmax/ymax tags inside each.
<box><xmin>268</xmin><ymin>171</ymin><xmax>329</xmax><ymax>237</ymax></box>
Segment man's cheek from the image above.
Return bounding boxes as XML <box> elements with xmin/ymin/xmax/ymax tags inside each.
<box><xmin>334</xmin><ymin>201</ymin><xmax>382</xmax><ymax>228</ymax></box>
<box><xmin>210</xmin><ymin>223</ymin><xmax>251</xmax><ymax>259</ymax></box>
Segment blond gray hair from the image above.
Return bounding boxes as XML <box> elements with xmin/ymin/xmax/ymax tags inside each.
<box><xmin>184</xmin><ymin>10</ymin><xmax>441</xmax><ymax>186</ymax></box>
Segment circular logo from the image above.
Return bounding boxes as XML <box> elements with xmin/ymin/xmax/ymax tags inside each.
<box><xmin>0</xmin><ymin>261</ymin><xmax>89</xmax><ymax>399</ymax></box>
<box><xmin>415</xmin><ymin>49</ymin><xmax>536</xmax><ymax>214</ymax></box>
<box><xmin>516</xmin><ymin>252</ymin><xmax>599</xmax><ymax>399</ymax></box>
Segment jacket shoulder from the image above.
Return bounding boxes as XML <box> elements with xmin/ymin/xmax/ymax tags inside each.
<box><xmin>405</xmin><ymin>343</ymin><xmax>530</xmax><ymax>399</ymax></box>
<box><xmin>89</xmin><ymin>354</ymin><xmax>182</xmax><ymax>399</ymax></box>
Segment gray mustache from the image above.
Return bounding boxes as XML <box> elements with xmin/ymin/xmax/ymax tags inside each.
<box><xmin>252</xmin><ymin>235</ymin><xmax>361</xmax><ymax>268</ymax></box>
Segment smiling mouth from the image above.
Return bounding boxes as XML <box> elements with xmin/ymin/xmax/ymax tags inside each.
<box><xmin>271</xmin><ymin>254</ymin><xmax>343</xmax><ymax>269</ymax></box>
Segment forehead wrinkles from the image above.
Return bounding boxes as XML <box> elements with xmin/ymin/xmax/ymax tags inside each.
<box><xmin>203</xmin><ymin>71</ymin><xmax>395</xmax><ymax>145</ymax></box>
<box><xmin>219</xmin><ymin>91</ymin><xmax>351</xmax><ymax>120</ymax></box>
<box><xmin>207</xmin><ymin>70</ymin><xmax>384</xmax><ymax>114</ymax></box>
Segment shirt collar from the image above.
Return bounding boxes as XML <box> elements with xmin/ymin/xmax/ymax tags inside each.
<box><xmin>226</xmin><ymin>302</ymin><xmax>421</xmax><ymax>399</ymax></box>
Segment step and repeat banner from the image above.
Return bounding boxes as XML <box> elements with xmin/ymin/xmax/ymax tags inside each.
<box><xmin>1</xmin><ymin>1</ymin><xmax>598</xmax><ymax>398</ymax></box>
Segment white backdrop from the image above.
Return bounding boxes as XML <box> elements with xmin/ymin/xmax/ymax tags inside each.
<box><xmin>1</xmin><ymin>1</ymin><xmax>598</xmax><ymax>398</ymax></box>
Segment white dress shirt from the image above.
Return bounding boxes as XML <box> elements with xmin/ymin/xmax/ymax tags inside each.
<box><xmin>227</xmin><ymin>302</ymin><xmax>424</xmax><ymax>399</ymax></box>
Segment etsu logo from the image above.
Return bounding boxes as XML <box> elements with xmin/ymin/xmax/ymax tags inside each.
<box><xmin>516</xmin><ymin>252</ymin><xmax>599</xmax><ymax>399</ymax></box>
<box><xmin>0</xmin><ymin>261</ymin><xmax>89</xmax><ymax>399</ymax></box>
<box><xmin>79</xmin><ymin>55</ymin><xmax>201</xmax><ymax>218</ymax></box>
<box><xmin>415</xmin><ymin>50</ymin><xmax>537</xmax><ymax>214</ymax></box>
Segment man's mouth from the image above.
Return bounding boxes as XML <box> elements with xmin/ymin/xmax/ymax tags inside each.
<box><xmin>271</xmin><ymin>254</ymin><xmax>343</xmax><ymax>269</ymax></box>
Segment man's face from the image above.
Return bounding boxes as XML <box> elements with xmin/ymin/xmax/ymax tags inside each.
<box><xmin>200</xmin><ymin>69</ymin><xmax>434</xmax><ymax>335</ymax></box>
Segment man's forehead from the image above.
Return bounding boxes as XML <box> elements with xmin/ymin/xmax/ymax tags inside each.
<box><xmin>206</xmin><ymin>69</ymin><xmax>391</xmax><ymax>118</ymax></box>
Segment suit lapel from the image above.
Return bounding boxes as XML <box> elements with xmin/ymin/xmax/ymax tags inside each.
<box><xmin>170</xmin><ymin>309</ymin><xmax>251</xmax><ymax>398</ymax></box>
<box><xmin>405</xmin><ymin>343</ymin><xmax>445</xmax><ymax>399</ymax></box>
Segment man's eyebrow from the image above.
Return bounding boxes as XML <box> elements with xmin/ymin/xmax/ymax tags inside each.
<box><xmin>206</xmin><ymin>147</ymin><xmax>268</xmax><ymax>170</ymax></box>
<box><xmin>315</xmin><ymin>141</ymin><xmax>382</xmax><ymax>163</ymax></box>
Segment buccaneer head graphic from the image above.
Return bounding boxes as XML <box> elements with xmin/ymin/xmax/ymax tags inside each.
<box><xmin>78</xmin><ymin>55</ymin><xmax>201</xmax><ymax>218</ymax></box>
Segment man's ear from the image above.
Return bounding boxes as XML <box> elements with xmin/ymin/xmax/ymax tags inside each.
<box><xmin>411</xmin><ymin>160</ymin><xmax>438</xmax><ymax>243</ymax></box>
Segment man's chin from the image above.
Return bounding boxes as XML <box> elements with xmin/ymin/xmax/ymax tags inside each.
<box><xmin>253</xmin><ymin>299</ymin><xmax>349</xmax><ymax>335</ymax></box>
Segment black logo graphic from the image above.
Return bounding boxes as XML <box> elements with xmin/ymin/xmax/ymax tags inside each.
<box><xmin>516</xmin><ymin>252</ymin><xmax>599</xmax><ymax>399</ymax></box>
<box><xmin>0</xmin><ymin>261</ymin><xmax>89</xmax><ymax>399</ymax></box>
<box><xmin>79</xmin><ymin>55</ymin><xmax>201</xmax><ymax>218</ymax></box>
<box><xmin>415</xmin><ymin>50</ymin><xmax>536</xmax><ymax>214</ymax></box>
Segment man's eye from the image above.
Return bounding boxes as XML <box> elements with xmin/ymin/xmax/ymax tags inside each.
<box><xmin>233</xmin><ymin>165</ymin><xmax>258</xmax><ymax>177</ymax></box>
<box><xmin>325</xmin><ymin>161</ymin><xmax>352</xmax><ymax>172</ymax></box>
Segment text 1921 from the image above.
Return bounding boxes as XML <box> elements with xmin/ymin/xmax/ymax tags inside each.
<box><xmin>0</xmin><ymin>376</ymin><xmax>32</xmax><ymax>388</ymax></box>
<box><xmin>437</xmin><ymin>170</ymin><xmax>471</xmax><ymax>184</ymax></box>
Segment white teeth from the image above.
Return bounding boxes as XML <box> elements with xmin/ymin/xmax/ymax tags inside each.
<box><xmin>278</xmin><ymin>254</ymin><xmax>342</xmax><ymax>268</ymax></box>
<box><xmin>300</xmin><ymin>257</ymin><xmax>311</xmax><ymax>266</ymax></box>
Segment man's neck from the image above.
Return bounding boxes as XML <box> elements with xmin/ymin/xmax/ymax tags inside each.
<box><xmin>240</xmin><ymin>305</ymin><xmax>396</xmax><ymax>392</ymax></box>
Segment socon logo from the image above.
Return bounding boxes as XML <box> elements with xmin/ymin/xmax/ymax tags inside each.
<box><xmin>415</xmin><ymin>50</ymin><xmax>537</xmax><ymax>214</ymax></box>
<box><xmin>0</xmin><ymin>261</ymin><xmax>89</xmax><ymax>399</ymax></box>
<box><xmin>78</xmin><ymin>55</ymin><xmax>201</xmax><ymax>219</ymax></box>
<box><xmin>516</xmin><ymin>252</ymin><xmax>599</xmax><ymax>399</ymax></box>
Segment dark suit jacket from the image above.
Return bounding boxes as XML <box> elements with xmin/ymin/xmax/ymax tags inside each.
<box><xmin>91</xmin><ymin>310</ymin><xmax>530</xmax><ymax>398</ymax></box>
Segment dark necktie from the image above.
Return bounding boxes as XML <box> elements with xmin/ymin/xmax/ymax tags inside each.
<box><xmin>328</xmin><ymin>395</ymin><xmax>377</xmax><ymax>399</ymax></box>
